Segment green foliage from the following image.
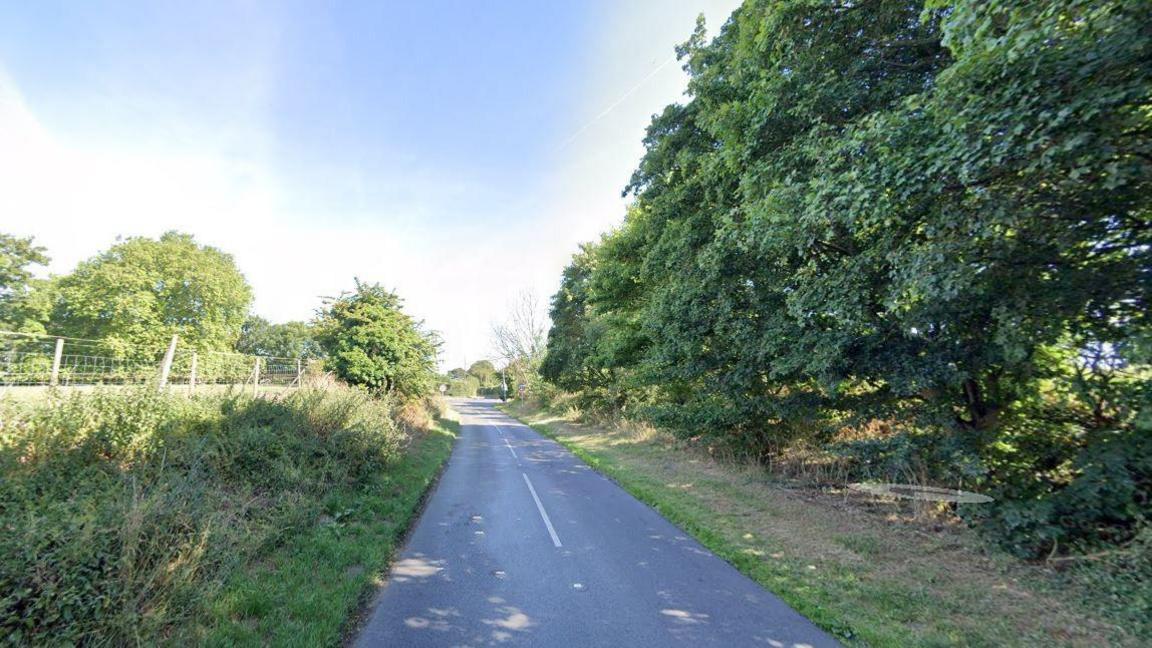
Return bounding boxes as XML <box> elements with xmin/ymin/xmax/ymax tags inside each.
<box><xmin>0</xmin><ymin>233</ymin><xmax>51</xmax><ymax>333</ymax></box>
<box><xmin>444</xmin><ymin>373</ymin><xmax>480</xmax><ymax>397</ymax></box>
<box><xmin>0</xmin><ymin>234</ymin><xmax>47</xmax><ymax>300</ymax></box>
<box><xmin>542</xmin><ymin>0</ymin><xmax>1151</xmax><ymax>558</ymax></box>
<box><xmin>49</xmin><ymin>232</ymin><xmax>253</xmax><ymax>357</ymax></box>
<box><xmin>466</xmin><ymin>360</ymin><xmax>498</xmax><ymax>387</ymax></box>
<box><xmin>313</xmin><ymin>280</ymin><xmax>439</xmax><ymax>398</ymax></box>
<box><xmin>477</xmin><ymin>386</ymin><xmax>505</xmax><ymax>399</ymax></box>
<box><xmin>0</xmin><ymin>386</ymin><xmax>411</xmax><ymax>644</ymax></box>
<box><xmin>237</xmin><ymin>316</ymin><xmax>322</xmax><ymax>359</ymax></box>
<box><xmin>1060</xmin><ymin>526</ymin><xmax>1152</xmax><ymax>637</ymax></box>
<box><xmin>541</xmin><ymin>243</ymin><xmax>614</xmax><ymax>394</ymax></box>
<box><xmin>199</xmin><ymin>415</ymin><xmax>457</xmax><ymax>646</ymax></box>
<box><xmin>440</xmin><ymin>362</ymin><xmax>506</xmax><ymax>398</ymax></box>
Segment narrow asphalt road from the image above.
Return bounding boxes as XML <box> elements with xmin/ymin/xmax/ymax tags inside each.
<box><xmin>355</xmin><ymin>399</ymin><xmax>841</xmax><ymax>647</ymax></box>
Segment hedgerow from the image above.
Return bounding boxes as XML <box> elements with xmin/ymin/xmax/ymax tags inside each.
<box><xmin>0</xmin><ymin>387</ymin><xmax>407</xmax><ymax>644</ymax></box>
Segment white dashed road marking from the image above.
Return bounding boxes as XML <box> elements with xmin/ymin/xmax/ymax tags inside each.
<box><xmin>522</xmin><ymin>472</ymin><xmax>562</xmax><ymax>547</ymax></box>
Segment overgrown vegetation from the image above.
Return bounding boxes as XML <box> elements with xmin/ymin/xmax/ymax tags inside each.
<box><xmin>541</xmin><ymin>0</ymin><xmax>1150</xmax><ymax>562</ymax></box>
<box><xmin>0</xmin><ymin>386</ymin><xmax>455</xmax><ymax>645</ymax></box>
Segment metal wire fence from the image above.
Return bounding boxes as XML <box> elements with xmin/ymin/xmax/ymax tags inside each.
<box><xmin>0</xmin><ymin>330</ymin><xmax>303</xmax><ymax>392</ymax></box>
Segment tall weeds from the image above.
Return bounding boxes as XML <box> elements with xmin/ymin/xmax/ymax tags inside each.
<box><xmin>0</xmin><ymin>386</ymin><xmax>410</xmax><ymax>644</ymax></box>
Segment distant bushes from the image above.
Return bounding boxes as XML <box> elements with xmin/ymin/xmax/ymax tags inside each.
<box><xmin>0</xmin><ymin>387</ymin><xmax>412</xmax><ymax>644</ymax></box>
<box><xmin>445</xmin><ymin>375</ymin><xmax>480</xmax><ymax>397</ymax></box>
<box><xmin>477</xmin><ymin>386</ymin><xmax>506</xmax><ymax>399</ymax></box>
<box><xmin>440</xmin><ymin>360</ymin><xmax>505</xmax><ymax>399</ymax></box>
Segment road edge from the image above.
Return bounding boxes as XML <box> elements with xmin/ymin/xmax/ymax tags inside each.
<box><xmin>340</xmin><ymin>406</ymin><xmax>462</xmax><ymax>646</ymax></box>
<box><xmin>496</xmin><ymin>401</ymin><xmax>857</xmax><ymax>645</ymax></box>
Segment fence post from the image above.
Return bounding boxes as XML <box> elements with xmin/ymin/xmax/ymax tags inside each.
<box><xmin>296</xmin><ymin>358</ymin><xmax>302</xmax><ymax>387</ymax></box>
<box><xmin>252</xmin><ymin>358</ymin><xmax>260</xmax><ymax>397</ymax></box>
<box><xmin>157</xmin><ymin>335</ymin><xmax>178</xmax><ymax>391</ymax></box>
<box><xmin>50</xmin><ymin>338</ymin><xmax>64</xmax><ymax>386</ymax></box>
<box><xmin>189</xmin><ymin>352</ymin><xmax>198</xmax><ymax>393</ymax></box>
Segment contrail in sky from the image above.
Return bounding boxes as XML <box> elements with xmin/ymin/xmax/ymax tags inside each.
<box><xmin>557</xmin><ymin>55</ymin><xmax>679</xmax><ymax>151</ymax></box>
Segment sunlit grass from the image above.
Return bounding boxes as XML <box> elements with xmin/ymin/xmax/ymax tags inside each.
<box><xmin>193</xmin><ymin>416</ymin><xmax>458</xmax><ymax>646</ymax></box>
<box><xmin>500</xmin><ymin>400</ymin><xmax>1137</xmax><ymax>647</ymax></box>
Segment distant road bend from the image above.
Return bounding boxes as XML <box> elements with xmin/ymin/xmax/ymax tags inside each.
<box><xmin>355</xmin><ymin>399</ymin><xmax>841</xmax><ymax>647</ymax></box>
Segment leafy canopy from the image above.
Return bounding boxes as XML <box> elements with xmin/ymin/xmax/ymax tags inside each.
<box><xmin>0</xmin><ymin>233</ymin><xmax>50</xmax><ymax>333</ymax></box>
<box><xmin>542</xmin><ymin>0</ymin><xmax>1151</xmax><ymax>556</ymax></box>
<box><xmin>237</xmin><ymin>316</ymin><xmax>322</xmax><ymax>359</ymax></box>
<box><xmin>51</xmin><ymin>232</ymin><xmax>253</xmax><ymax>357</ymax></box>
<box><xmin>467</xmin><ymin>360</ymin><xmax>498</xmax><ymax>387</ymax></box>
<box><xmin>314</xmin><ymin>280</ymin><xmax>439</xmax><ymax>398</ymax></box>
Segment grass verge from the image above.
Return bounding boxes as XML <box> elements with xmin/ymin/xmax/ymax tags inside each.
<box><xmin>499</xmin><ymin>400</ymin><xmax>1138</xmax><ymax>647</ymax></box>
<box><xmin>195</xmin><ymin>411</ymin><xmax>458</xmax><ymax>646</ymax></box>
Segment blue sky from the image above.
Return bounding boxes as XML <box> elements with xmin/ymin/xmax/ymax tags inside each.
<box><xmin>0</xmin><ymin>0</ymin><xmax>740</xmax><ymax>368</ymax></box>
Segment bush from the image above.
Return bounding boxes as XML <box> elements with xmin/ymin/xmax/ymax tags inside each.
<box><xmin>0</xmin><ymin>386</ymin><xmax>409</xmax><ymax>644</ymax></box>
<box><xmin>313</xmin><ymin>280</ymin><xmax>438</xmax><ymax>398</ymax></box>
<box><xmin>824</xmin><ymin>410</ymin><xmax>1152</xmax><ymax>560</ymax></box>
<box><xmin>445</xmin><ymin>375</ymin><xmax>479</xmax><ymax>397</ymax></box>
<box><xmin>973</xmin><ymin>421</ymin><xmax>1151</xmax><ymax>558</ymax></box>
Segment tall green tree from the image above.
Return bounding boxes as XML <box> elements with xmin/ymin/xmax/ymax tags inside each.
<box><xmin>466</xmin><ymin>360</ymin><xmax>498</xmax><ymax>387</ymax></box>
<box><xmin>314</xmin><ymin>280</ymin><xmax>439</xmax><ymax>398</ymax></box>
<box><xmin>540</xmin><ymin>242</ymin><xmax>621</xmax><ymax>395</ymax></box>
<box><xmin>0</xmin><ymin>234</ymin><xmax>51</xmax><ymax>333</ymax></box>
<box><xmin>50</xmin><ymin>232</ymin><xmax>252</xmax><ymax>357</ymax></box>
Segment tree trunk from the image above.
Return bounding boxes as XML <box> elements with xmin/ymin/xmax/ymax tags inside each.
<box><xmin>960</xmin><ymin>377</ymin><xmax>1000</xmax><ymax>429</ymax></box>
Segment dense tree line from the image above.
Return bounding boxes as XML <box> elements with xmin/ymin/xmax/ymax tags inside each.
<box><xmin>0</xmin><ymin>233</ymin><xmax>437</xmax><ymax>399</ymax></box>
<box><xmin>0</xmin><ymin>232</ymin><xmax>253</xmax><ymax>356</ymax></box>
<box><xmin>542</xmin><ymin>0</ymin><xmax>1150</xmax><ymax>557</ymax></box>
<box><xmin>237</xmin><ymin>316</ymin><xmax>323</xmax><ymax>360</ymax></box>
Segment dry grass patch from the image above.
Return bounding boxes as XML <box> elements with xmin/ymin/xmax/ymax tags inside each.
<box><xmin>502</xmin><ymin>400</ymin><xmax>1136</xmax><ymax>647</ymax></box>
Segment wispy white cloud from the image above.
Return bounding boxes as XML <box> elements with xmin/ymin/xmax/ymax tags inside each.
<box><xmin>0</xmin><ymin>1</ymin><xmax>742</xmax><ymax>371</ymax></box>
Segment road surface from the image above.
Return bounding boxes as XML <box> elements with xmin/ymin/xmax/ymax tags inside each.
<box><xmin>355</xmin><ymin>399</ymin><xmax>840</xmax><ymax>647</ymax></box>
